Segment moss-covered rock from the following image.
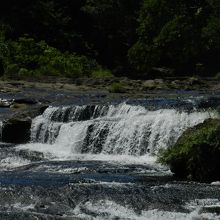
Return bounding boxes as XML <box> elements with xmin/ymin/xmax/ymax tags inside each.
<box><xmin>159</xmin><ymin>118</ymin><xmax>220</xmax><ymax>182</ymax></box>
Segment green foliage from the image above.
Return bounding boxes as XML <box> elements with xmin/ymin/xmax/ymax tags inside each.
<box><xmin>217</xmin><ymin>105</ymin><xmax>220</xmax><ymax>117</ymax></box>
<box><xmin>91</xmin><ymin>68</ymin><xmax>113</xmax><ymax>78</ymax></box>
<box><xmin>159</xmin><ymin>119</ymin><xmax>220</xmax><ymax>182</ymax></box>
<box><xmin>18</xmin><ymin>68</ymin><xmax>32</xmax><ymax>77</ymax></box>
<box><xmin>0</xmin><ymin>0</ymin><xmax>141</xmax><ymax>73</ymax></box>
<box><xmin>5</xmin><ymin>63</ymin><xmax>20</xmax><ymax>77</ymax></box>
<box><xmin>129</xmin><ymin>0</ymin><xmax>220</xmax><ymax>76</ymax></box>
<box><xmin>109</xmin><ymin>82</ymin><xmax>126</xmax><ymax>93</ymax></box>
<box><xmin>202</xmin><ymin>16</ymin><xmax>220</xmax><ymax>50</ymax></box>
<box><xmin>0</xmin><ymin>30</ymin><xmax>9</xmax><ymax>75</ymax></box>
<box><xmin>216</xmin><ymin>72</ymin><xmax>220</xmax><ymax>79</ymax></box>
<box><xmin>4</xmin><ymin>36</ymin><xmax>98</xmax><ymax>78</ymax></box>
<box><xmin>81</xmin><ymin>0</ymin><xmax>141</xmax><ymax>70</ymax></box>
<box><xmin>0</xmin><ymin>0</ymin><xmax>220</xmax><ymax>78</ymax></box>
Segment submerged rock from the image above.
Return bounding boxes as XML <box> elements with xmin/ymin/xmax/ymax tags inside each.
<box><xmin>159</xmin><ymin>118</ymin><xmax>220</xmax><ymax>182</ymax></box>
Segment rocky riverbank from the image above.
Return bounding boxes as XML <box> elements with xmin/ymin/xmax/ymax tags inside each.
<box><xmin>0</xmin><ymin>80</ymin><xmax>219</xmax><ymax>219</ymax></box>
<box><xmin>0</xmin><ymin>76</ymin><xmax>219</xmax><ymax>144</ymax></box>
<box><xmin>1</xmin><ymin>76</ymin><xmax>220</xmax><ymax>94</ymax></box>
<box><xmin>0</xmin><ymin>76</ymin><xmax>219</xmax><ymax>103</ymax></box>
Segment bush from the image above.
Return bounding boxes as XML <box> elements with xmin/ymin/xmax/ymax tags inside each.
<box><xmin>159</xmin><ymin>119</ymin><xmax>220</xmax><ymax>182</ymax></box>
<box><xmin>216</xmin><ymin>72</ymin><xmax>220</xmax><ymax>79</ymax></box>
<box><xmin>4</xmin><ymin>36</ymin><xmax>99</xmax><ymax>78</ymax></box>
<box><xmin>217</xmin><ymin>106</ymin><xmax>220</xmax><ymax>115</ymax></box>
<box><xmin>0</xmin><ymin>31</ymin><xmax>9</xmax><ymax>75</ymax></box>
<box><xmin>109</xmin><ymin>82</ymin><xmax>126</xmax><ymax>93</ymax></box>
<box><xmin>5</xmin><ymin>63</ymin><xmax>20</xmax><ymax>77</ymax></box>
<box><xmin>91</xmin><ymin>68</ymin><xmax>113</xmax><ymax>78</ymax></box>
<box><xmin>18</xmin><ymin>68</ymin><xmax>32</xmax><ymax>77</ymax></box>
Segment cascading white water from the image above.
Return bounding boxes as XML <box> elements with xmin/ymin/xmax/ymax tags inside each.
<box><xmin>0</xmin><ymin>121</ymin><xmax>3</xmax><ymax>141</ymax></box>
<box><xmin>25</xmin><ymin>103</ymin><xmax>216</xmax><ymax>160</ymax></box>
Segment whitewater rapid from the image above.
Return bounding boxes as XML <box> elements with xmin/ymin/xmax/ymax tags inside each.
<box><xmin>0</xmin><ymin>101</ymin><xmax>219</xmax><ymax>220</ymax></box>
<box><xmin>15</xmin><ymin>103</ymin><xmax>217</xmax><ymax>164</ymax></box>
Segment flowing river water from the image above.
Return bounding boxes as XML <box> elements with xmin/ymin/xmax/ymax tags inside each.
<box><xmin>0</xmin><ymin>96</ymin><xmax>220</xmax><ymax>219</ymax></box>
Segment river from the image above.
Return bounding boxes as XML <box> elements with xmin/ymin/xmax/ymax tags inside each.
<box><xmin>0</xmin><ymin>96</ymin><xmax>219</xmax><ymax>219</ymax></box>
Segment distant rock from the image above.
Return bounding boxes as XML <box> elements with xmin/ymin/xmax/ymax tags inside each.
<box><xmin>143</xmin><ymin>79</ymin><xmax>167</xmax><ymax>90</ymax></box>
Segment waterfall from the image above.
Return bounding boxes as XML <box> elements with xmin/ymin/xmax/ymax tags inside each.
<box><xmin>28</xmin><ymin>103</ymin><xmax>216</xmax><ymax>158</ymax></box>
<box><xmin>0</xmin><ymin>121</ymin><xmax>2</xmax><ymax>141</ymax></box>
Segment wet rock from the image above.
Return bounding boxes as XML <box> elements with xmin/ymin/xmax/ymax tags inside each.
<box><xmin>0</xmin><ymin>99</ymin><xmax>14</xmax><ymax>108</ymax></box>
<box><xmin>151</xmin><ymin>67</ymin><xmax>174</xmax><ymax>76</ymax></box>
<box><xmin>169</xmin><ymin>80</ymin><xmax>182</xmax><ymax>89</ymax></box>
<box><xmin>39</xmin><ymin>105</ymin><xmax>48</xmax><ymax>114</ymax></box>
<box><xmin>1</xmin><ymin>105</ymin><xmax>48</xmax><ymax>143</ymax></box>
<box><xmin>16</xmin><ymin>105</ymin><xmax>48</xmax><ymax>119</ymax></box>
<box><xmin>14</xmin><ymin>98</ymin><xmax>38</xmax><ymax>105</ymax></box>
<box><xmin>2</xmin><ymin>116</ymin><xmax>32</xmax><ymax>143</ymax></box>
<box><xmin>185</xmin><ymin>77</ymin><xmax>207</xmax><ymax>89</ymax></box>
<box><xmin>10</xmin><ymin>103</ymin><xmax>29</xmax><ymax>110</ymax></box>
<box><xmin>197</xmin><ymin>97</ymin><xmax>220</xmax><ymax>109</ymax></box>
<box><xmin>7</xmin><ymin>82</ymin><xmax>24</xmax><ymax>87</ymax></box>
<box><xmin>17</xmin><ymin>149</ymin><xmax>45</xmax><ymax>162</ymax></box>
<box><xmin>143</xmin><ymin>80</ymin><xmax>156</xmax><ymax>90</ymax></box>
<box><xmin>201</xmin><ymin>206</ymin><xmax>220</xmax><ymax>215</ymax></box>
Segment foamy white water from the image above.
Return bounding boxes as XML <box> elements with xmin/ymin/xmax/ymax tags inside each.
<box><xmin>0</xmin><ymin>121</ymin><xmax>2</xmax><ymax>140</ymax></box>
<box><xmin>70</xmin><ymin>199</ymin><xmax>220</xmax><ymax>220</ymax></box>
<box><xmin>17</xmin><ymin>103</ymin><xmax>216</xmax><ymax>162</ymax></box>
<box><xmin>0</xmin><ymin>156</ymin><xmax>30</xmax><ymax>170</ymax></box>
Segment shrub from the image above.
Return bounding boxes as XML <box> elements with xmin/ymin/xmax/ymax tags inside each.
<box><xmin>159</xmin><ymin>119</ymin><xmax>220</xmax><ymax>182</ymax></box>
<box><xmin>109</xmin><ymin>82</ymin><xmax>126</xmax><ymax>93</ymax></box>
<box><xmin>4</xmin><ymin>36</ymin><xmax>99</xmax><ymax>78</ymax></box>
<box><xmin>18</xmin><ymin>68</ymin><xmax>32</xmax><ymax>77</ymax></box>
<box><xmin>0</xmin><ymin>31</ymin><xmax>9</xmax><ymax>75</ymax></box>
<box><xmin>217</xmin><ymin>106</ymin><xmax>220</xmax><ymax>115</ymax></box>
<box><xmin>5</xmin><ymin>63</ymin><xmax>20</xmax><ymax>77</ymax></box>
<box><xmin>216</xmin><ymin>72</ymin><xmax>220</xmax><ymax>79</ymax></box>
<box><xmin>91</xmin><ymin>68</ymin><xmax>113</xmax><ymax>78</ymax></box>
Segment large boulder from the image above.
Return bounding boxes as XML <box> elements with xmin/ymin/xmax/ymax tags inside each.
<box><xmin>1</xmin><ymin>105</ymin><xmax>48</xmax><ymax>143</ymax></box>
<box><xmin>2</xmin><ymin>116</ymin><xmax>32</xmax><ymax>143</ymax></box>
<box><xmin>159</xmin><ymin>118</ymin><xmax>220</xmax><ymax>182</ymax></box>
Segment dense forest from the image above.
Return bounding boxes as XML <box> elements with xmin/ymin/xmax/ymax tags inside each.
<box><xmin>0</xmin><ymin>0</ymin><xmax>219</xmax><ymax>79</ymax></box>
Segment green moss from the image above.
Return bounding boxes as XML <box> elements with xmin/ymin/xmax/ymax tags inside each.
<box><xmin>159</xmin><ymin>119</ymin><xmax>220</xmax><ymax>182</ymax></box>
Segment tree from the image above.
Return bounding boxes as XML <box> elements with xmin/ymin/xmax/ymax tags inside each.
<box><xmin>128</xmin><ymin>0</ymin><xmax>220</xmax><ymax>77</ymax></box>
<box><xmin>82</xmin><ymin>0</ymin><xmax>141</xmax><ymax>73</ymax></box>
